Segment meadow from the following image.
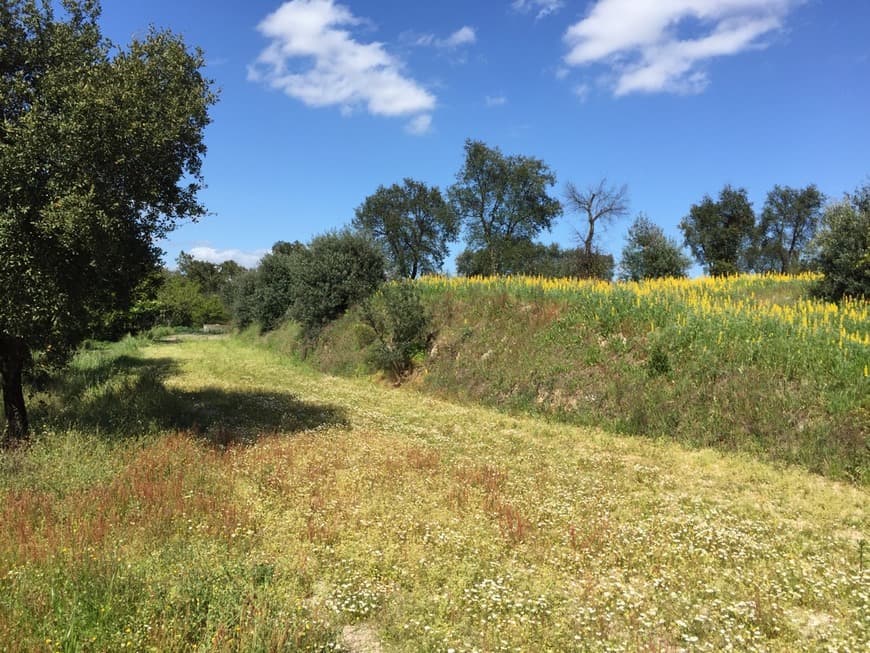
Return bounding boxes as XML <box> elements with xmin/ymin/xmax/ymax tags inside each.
<box><xmin>0</xmin><ymin>330</ymin><xmax>867</xmax><ymax>651</ymax></box>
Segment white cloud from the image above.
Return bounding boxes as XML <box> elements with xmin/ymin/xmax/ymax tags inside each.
<box><xmin>188</xmin><ymin>247</ymin><xmax>269</xmax><ymax>269</ymax></box>
<box><xmin>573</xmin><ymin>84</ymin><xmax>590</xmax><ymax>102</ymax></box>
<box><xmin>512</xmin><ymin>0</ymin><xmax>565</xmax><ymax>19</ymax></box>
<box><xmin>485</xmin><ymin>95</ymin><xmax>507</xmax><ymax>107</ymax></box>
<box><xmin>563</xmin><ymin>0</ymin><xmax>800</xmax><ymax>95</ymax></box>
<box><xmin>407</xmin><ymin>26</ymin><xmax>477</xmax><ymax>50</ymax></box>
<box><xmin>249</xmin><ymin>0</ymin><xmax>435</xmax><ymax>129</ymax></box>
<box><xmin>405</xmin><ymin>114</ymin><xmax>433</xmax><ymax>135</ymax></box>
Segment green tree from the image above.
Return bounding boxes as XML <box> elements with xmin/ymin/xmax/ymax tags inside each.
<box><xmin>679</xmin><ymin>186</ymin><xmax>756</xmax><ymax>276</ymax></box>
<box><xmin>753</xmin><ymin>184</ymin><xmax>824</xmax><ymax>274</ymax></box>
<box><xmin>176</xmin><ymin>252</ymin><xmax>245</xmax><ymax>296</ymax></box>
<box><xmin>354</xmin><ymin>179</ymin><xmax>459</xmax><ymax>278</ymax></box>
<box><xmin>448</xmin><ymin>139</ymin><xmax>562</xmax><ymax>275</ymax></box>
<box><xmin>811</xmin><ymin>184</ymin><xmax>870</xmax><ymax>300</ymax></box>
<box><xmin>620</xmin><ymin>214</ymin><xmax>691</xmax><ymax>281</ymax></box>
<box><xmin>288</xmin><ymin>231</ymin><xmax>386</xmax><ymax>337</ymax></box>
<box><xmin>0</xmin><ymin>1</ymin><xmax>216</xmax><ymax>440</ymax></box>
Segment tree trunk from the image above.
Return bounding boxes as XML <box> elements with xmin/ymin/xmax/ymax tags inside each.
<box><xmin>0</xmin><ymin>335</ymin><xmax>29</xmax><ymax>442</ymax></box>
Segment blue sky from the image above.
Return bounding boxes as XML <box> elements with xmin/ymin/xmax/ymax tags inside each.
<box><xmin>100</xmin><ymin>0</ymin><xmax>869</xmax><ymax>271</ymax></box>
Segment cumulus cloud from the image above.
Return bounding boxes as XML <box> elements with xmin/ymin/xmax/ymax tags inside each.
<box><xmin>249</xmin><ymin>0</ymin><xmax>435</xmax><ymax>132</ymax></box>
<box><xmin>188</xmin><ymin>247</ymin><xmax>269</xmax><ymax>269</ymax></box>
<box><xmin>563</xmin><ymin>0</ymin><xmax>800</xmax><ymax>96</ymax></box>
<box><xmin>485</xmin><ymin>95</ymin><xmax>507</xmax><ymax>107</ymax></box>
<box><xmin>512</xmin><ymin>0</ymin><xmax>565</xmax><ymax>20</ymax></box>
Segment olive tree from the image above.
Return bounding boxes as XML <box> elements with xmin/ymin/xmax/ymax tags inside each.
<box><xmin>448</xmin><ymin>140</ymin><xmax>562</xmax><ymax>275</ymax></box>
<box><xmin>0</xmin><ymin>0</ymin><xmax>216</xmax><ymax>441</ymax></box>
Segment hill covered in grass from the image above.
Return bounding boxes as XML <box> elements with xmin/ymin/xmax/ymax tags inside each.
<box><xmin>296</xmin><ymin>274</ymin><xmax>869</xmax><ymax>483</ymax></box>
<box><xmin>1</xmin><ymin>336</ymin><xmax>867</xmax><ymax>650</ymax></box>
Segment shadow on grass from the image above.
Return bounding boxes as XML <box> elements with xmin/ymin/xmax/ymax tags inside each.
<box><xmin>30</xmin><ymin>351</ymin><xmax>350</xmax><ymax>446</ymax></box>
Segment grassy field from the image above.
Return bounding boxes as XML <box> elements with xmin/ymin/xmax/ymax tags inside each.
<box><xmin>1</xmin><ymin>335</ymin><xmax>867</xmax><ymax>651</ymax></box>
<box><xmin>307</xmin><ymin>274</ymin><xmax>869</xmax><ymax>483</ymax></box>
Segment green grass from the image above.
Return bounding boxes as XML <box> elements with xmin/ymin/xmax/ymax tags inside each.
<box><xmin>1</xmin><ymin>336</ymin><xmax>867</xmax><ymax>651</ymax></box>
<box><xmin>307</xmin><ymin>275</ymin><xmax>869</xmax><ymax>483</ymax></box>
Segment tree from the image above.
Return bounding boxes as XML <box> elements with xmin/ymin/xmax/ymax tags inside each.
<box><xmin>620</xmin><ymin>214</ymin><xmax>691</xmax><ymax>281</ymax></box>
<box><xmin>564</xmin><ymin>178</ymin><xmax>630</xmax><ymax>260</ymax></box>
<box><xmin>288</xmin><ymin>231</ymin><xmax>386</xmax><ymax>337</ymax></box>
<box><xmin>752</xmin><ymin>185</ymin><xmax>824</xmax><ymax>274</ymax></box>
<box><xmin>811</xmin><ymin>184</ymin><xmax>870</xmax><ymax>300</ymax></box>
<box><xmin>354</xmin><ymin>179</ymin><xmax>459</xmax><ymax>278</ymax></box>
<box><xmin>0</xmin><ymin>1</ymin><xmax>216</xmax><ymax>440</ymax></box>
<box><xmin>679</xmin><ymin>186</ymin><xmax>756</xmax><ymax>276</ymax></box>
<box><xmin>448</xmin><ymin>139</ymin><xmax>562</xmax><ymax>275</ymax></box>
<box><xmin>177</xmin><ymin>251</ymin><xmax>245</xmax><ymax>296</ymax></box>
<box><xmin>456</xmin><ymin>240</ymin><xmax>614</xmax><ymax>280</ymax></box>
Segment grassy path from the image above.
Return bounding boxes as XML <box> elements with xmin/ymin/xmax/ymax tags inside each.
<box><xmin>1</xmin><ymin>336</ymin><xmax>867</xmax><ymax>651</ymax></box>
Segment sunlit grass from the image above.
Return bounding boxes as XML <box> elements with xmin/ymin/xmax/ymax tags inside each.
<box><xmin>1</xmin><ymin>337</ymin><xmax>866</xmax><ymax>650</ymax></box>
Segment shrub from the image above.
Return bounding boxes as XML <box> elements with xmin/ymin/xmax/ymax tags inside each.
<box><xmin>288</xmin><ymin>231</ymin><xmax>385</xmax><ymax>337</ymax></box>
<box><xmin>812</xmin><ymin>186</ymin><xmax>870</xmax><ymax>300</ymax></box>
<box><xmin>360</xmin><ymin>282</ymin><xmax>430</xmax><ymax>378</ymax></box>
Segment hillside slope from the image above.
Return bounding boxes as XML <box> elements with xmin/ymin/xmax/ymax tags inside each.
<box><xmin>2</xmin><ymin>337</ymin><xmax>867</xmax><ymax>650</ymax></box>
<box><xmin>306</xmin><ymin>274</ymin><xmax>869</xmax><ymax>483</ymax></box>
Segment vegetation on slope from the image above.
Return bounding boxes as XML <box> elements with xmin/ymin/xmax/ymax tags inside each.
<box><xmin>305</xmin><ymin>273</ymin><xmax>869</xmax><ymax>483</ymax></box>
<box><xmin>0</xmin><ymin>336</ymin><xmax>867</xmax><ymax>650</ymax></box>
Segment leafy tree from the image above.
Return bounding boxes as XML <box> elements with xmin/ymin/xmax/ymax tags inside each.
<box><xmin>620</xmin><ymin>214</ymin><xmax>691</xmax><ymax>281</ymax></box>
<box><xmin>456</xmin><ymin>240</ymin><xmax>613</xmax><ymax>280</ymax></box>
<box><xmin>811</xmin><ymin>184</ymin><xmax>870</xmax><ymax>300</ymax></box>
<box><xmin>152</xmin><ymin>273</ymin><xmax>226</xmax><ymax>327</ymax></box>
<box><xmin>752</xmin><ymin>185</ymin><xmax>824</xmax><ymax>273</ymax></box>
<box><xmin>354</xmin><ymin>179</ymin><xmax>458</xmax><ymax>278</ymax></box>
<box><xmin>564</xmin><ymin>178</ymin><xmax>630</xmax><ymax>261</ymax></box>
<box><xmin>255</xmin><ymin>248</ymin><xmax>305</xmax><ymax>332</ymax></box>
<box><xmin>176</xmin><ymin>252</ymin><xmax>245</xmax><ymax>296</ymax></box>
<box><xmin>679</xmin><ymin>186</ymin><xmax>756</xmax><ymax>276</ymax></box>
<box><xmin>448</xmin><ymin>139</ymin><xmax>561</xmax><ymax>275</ymax></box>
<box><xmin>0</xmin><ymin>1</ymin><xmax>215</xmax><ymax>440</ymax></box>
<box><xmin>288</xmin><ymin>231</ymin><xmax>385</xmax><ymax>337</ymax></box>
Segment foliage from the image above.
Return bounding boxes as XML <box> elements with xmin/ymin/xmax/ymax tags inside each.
<box><xmin>176</xmin><ymin>251</ymin><xmax>245</xmax><ymax>296</ymax></box>
<box><xmin>360</xmin><ymin>282</ymin><xmax>430</xmax><ymax>377</ymax></box>
<box><xmin>620</xmin><ymin>214</ymin><xmax>691</xmax><ymax>281</ymax></box>
<box><xmin>151</xmin><ymin>273</ymin><xmax>226</xmax><ymax>328</ymax></box>
<box><xmin>753</xmin><ymin>185</ymin><xmax>824</xmax><ymax>273</ymax></box>
<box><xmin>448</xmin><ymin>139</ymin><xmax>562</xmax><ymax>275</ymax></box>
<box><xmin>225</xmin><ymin>269</ymin><xmax>262</xmax><ymax>329</ymax></box>
<box><xmin>354</xmin><ymin>179</ymin><xmax>459</xmax><ymax>278</ymax></box>
<box><xmin>0</xmin><ymin>0</ymin><xmax>215</xmax><ymax>439</ymax></box>
<box><xmin>288</xmin><ymin>231</ymin><xmax>386</xmax><ymax>337</ymax></box>
<box><xmin>679</xmin><ymin>186</ymin><xmax>756</xmax><ymax>276</ymax></box>
<box><xmin>456</xmin><ymin>240</ymin><xmax>614</xmax><ymax>280</ymax></box>
<box><xmin>811</xmin><ymin>184</ymin><xmax>870</xmax><ymax>300</ymax></box>
<box><xmin>564</xmin><ymin>178</ymin><xmax>630</xmax><ymax>258</ymax></box>
<box><xmin>254</xmin><ymin>248</ymin><xmax>304</xmax><ymax>332</ymax></box>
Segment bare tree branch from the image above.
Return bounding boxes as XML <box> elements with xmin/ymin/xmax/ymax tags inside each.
<box><xmin>564</xmin><ymin>178</ymin><xmax>630</xmax><ymax>256</ymax></box>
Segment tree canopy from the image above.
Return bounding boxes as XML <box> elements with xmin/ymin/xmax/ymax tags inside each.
<box><xmin>679</xmin><ymin>186</ymin><xmax>756</xmax><ymax>276</ymax></box>
<box><xmin>354</xmin><ymin>178</ymin><xmax>458</xmax><ymax>278</ymax></box>
<box><xmin>811</xmin><ymin>183</ymin><xmax>870</xmax><ymax>300</ymax></box>
<box><xmin>753</xmin><ymin>184</ymin><xmax>824</xmax><ymax>274</ymax></box>
<box><xmin>448</xmin><ymin>139</ymin><xmax>562</xmax><ymax>275</ymax></box>
<box><xmin>619</xmin><ymin>214</ymin><xmax>690</xmax><ymax>281</ymax></box>
<box><xmin>0</xmin><ymin>0</ymin><xmax>216</xmax><ymax>440</ymax></box>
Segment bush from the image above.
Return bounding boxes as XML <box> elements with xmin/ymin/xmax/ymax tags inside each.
<box><xmin>288</xmin><ymin>231</ymin><xmax>385</xmax><ymax>337</ymax></box>
<box><xmin>812</xmin><ymin>186</ymin><xmax>870</xmax><ymax>301</ymax></box>
<box><xmin>360</xmin><ymin>282</ymin><xmax>430</xmax><ymax>378</ymax></box>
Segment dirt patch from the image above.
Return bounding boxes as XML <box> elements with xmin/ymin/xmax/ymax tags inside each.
<box><xmin>340</xmin><ymin>624</ymin><xmax>384</xmax><ymax>653</ymax></box>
